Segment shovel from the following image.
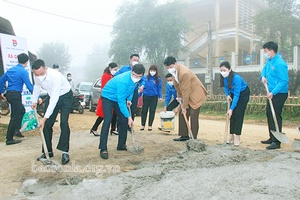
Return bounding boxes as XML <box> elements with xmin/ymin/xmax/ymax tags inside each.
<box><xmin>179</xmin><ymin>100</ymin><xmax>206</xmax><ymax>152</ymax></box>
<box><xmin>224</xmin><ymin>101</ymin><xmax>230</xmax><ymax>144</ymax></box>
<box><xmin>263</xmin><ymin>82</ymin><xmax>289</xmax><ymax>144</ymax></box>
<box><xmin>292</xmin><ymin>128</ymin><xmax>300</xmax><ymax>151</ymax></box>
<box><xmin>126</xmin><ymin>105</ymin><xmax>144</xmax><ymax>155</ymax></box>
<box><xmin>34</xmin><ymin>110</ymin><xmax>61</xmax><ymax>171</ymax></box>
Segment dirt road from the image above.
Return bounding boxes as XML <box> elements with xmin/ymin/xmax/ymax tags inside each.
<box><xmin>0</xmin><ymin>111</ymin><xmax>299</xmax><ymax>199</ymax></box>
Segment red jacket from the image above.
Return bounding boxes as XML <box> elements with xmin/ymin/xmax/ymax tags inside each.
<box><xmin>96</xmin><ymin>72</ymin><xmax>113</xmax><ymax>117</ymax></box>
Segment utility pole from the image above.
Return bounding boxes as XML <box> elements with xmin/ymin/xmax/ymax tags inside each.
<box><xmin>205</xmin><ymin>21</ymin><xmax>213</xmax><ymax>96</ymax></box>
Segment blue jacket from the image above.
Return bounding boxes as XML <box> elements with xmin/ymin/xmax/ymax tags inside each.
<box><xmin>114</xmin><ymin>64</ymin><xmax>145</xmax><ymax>90</ymax></box>
<box><xmin>260</xmin><ymin>53</ymin><xmax>289</xmax><ymax>95</ymax></box>
<box><xmin>164</xmin><ymin>83</ymin><xmax>177</xmax><ymax>106</ymax></box>
<box><xmin>101</xmin><ymin>71</ymin><xmax>137</xmax><ymax>118</ymax></box>
<box><xmin>223</xmin><ymin>73</ymin><xmax>247</xmax><ymax>110</ymax></box>
<box><xmin>114</xmin><ymin>64</ymin><xmax>131</xmax><ymax>76</ymax></box>
<box><xmin>0</xmin><ymin>64</ymin><xmax>33</xmax><ymax>94</ymax></box>
<box><xmin>142</xmin><ymin>75</ymin><xmax>162</xmax><ymax>98</ymax></box>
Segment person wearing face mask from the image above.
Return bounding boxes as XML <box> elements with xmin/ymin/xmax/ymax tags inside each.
<box><xmin>99</xmin><ymin>64</ymin><xmax>145</xmax><ymax>159</ymax></box>
<box><xmin>31</xmin><ymin>59</ymin><xmax>73</xmax><ymax>165</ymax></box>
<box><xmin>220</xmin><ymin>61</ymin><xmax>250</xmax><ymax>146</ymax></box>
<box><xmin>163</xmin><ymin>73</ymin><xmax>179</xmax><ymax>113</ymax></box>
<box><xmin>0</xmin><ymin>53</ymin><xmax>33</xmax><ymax>145</ymax></box>
<box><xmin>164</xmin><ymin>56</ymin><xmax>207</xmax><ymax>141</ymax></box>
<box><xmin>90</xmin><ymin>62</ymin><xmax>119</xmax><ymax>136</ymax></box>
<box><xmin>52</xmin><ymin>64</ymin><xmax>60</xmax><ymax>71</ymax></box>
<box><xmin>140</xmin><ymin>65</ymin><xmax>162</xmax><ymax>131</ymax></box>
<box><xmin>260</xmin><ymin>41</ymin><xmax>289</xmax><ymax>150</ymax></box>
<box><xmin>66</xmin><ymin>73</ymin><xmax>75</xmax><ymax>92</ymax></box>
<box><xmin>114</xmin><ymin>54</ymin><xmax>145</xmax><ymax>123</ymax></box>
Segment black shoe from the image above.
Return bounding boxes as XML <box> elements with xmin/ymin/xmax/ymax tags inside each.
<box><xmin>261</xmin><ymin>139</ymin><xmax>272</xmax><ymax>144</ymax></box>
<box><xmin>266</xmin><ymin>142</ymin><xmax>281</xmax><ymax>150</ymax></box>
<box><xmin>100</xmin><ymin>150</ymin><xmax>108</xmax><ymax>159</ymax></box>
<box><xmin>14</xmin><ymin>131</ymin><xmax>24</xmax><ymax>138</ymax></box>
<box><xmin>62</xmin><ymin>153</ymin><xmax>70</xmax><ymax>164</ymax></box>
<box><xmin>6</xmin><ymin>139</ymin><xmax>22</xmax><ymax>145</ymax></box>
<box><xmin>110</xmin><ymin>130</ymin><xmax>118</xmax><ymax>135</ymax></box>
<box><xmin>37</xmin><ymin>152</ymin><xmax>54</xmax><ymax>161</ymax></box>
<box><xmin>173</xmin><ymin>136</ymin><xmax>190</xmax><ymax>141</ymax></box>
<box><xmin>117</xmin><ymin>146</ymin><xmax>127</xmax><ymax>151</ymax></box>
<box><xmin>90</xmin><ymin>129</ymin><xmax>100</xmax><ymax>136</ymax></box>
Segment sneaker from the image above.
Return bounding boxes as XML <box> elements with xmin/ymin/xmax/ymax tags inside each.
<box><xmin>261</xmin><ymin>139</ymin><xmax>272</xmax><ymax>144</ymax></box>
<box><xmin>266</xmin><ymin>142</ymin><xmax>281</xmax><ymax>150</ymax></box>
<box><xmin>117</xmin><ymin>146</ymin><xmax>127</xmax><ymax>151</ymax></box>
<box><xmin>100</xmin><ymin>150</ymin><xmax>108</xmax><ymax>159</ymax></box>
<box><xmin>37</xmin><ymin>152</ymin><xmax>54</xmax><ymax>161</ymax></box>
<box><xmin>173</xmin><ymin>136</ymin><xmax>189</xmax><ymax>141</ymax></box>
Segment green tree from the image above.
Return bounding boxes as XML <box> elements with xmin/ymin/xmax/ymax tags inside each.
<box><xmin>37</xmin><ymin>41</ymin><xmax>72</xmax><ymax>73</ymax></box>
<box><xmin>253</xmin><ymin>0</ymin><xmax>300</xmax><ymax>61</ymax></box>
<box><xmin>109</xmin><ymin>0</ymin><xmax>190</xmax><ymax>67</ymax></box>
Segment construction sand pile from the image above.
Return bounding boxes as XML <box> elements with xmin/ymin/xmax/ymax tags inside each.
<box><xmin>12</xmin><ymin>144</ymin><xmax>300</xmax><ymax>200</ymax></box>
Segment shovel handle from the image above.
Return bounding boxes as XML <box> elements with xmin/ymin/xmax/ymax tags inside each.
<box><xmin>224</xmin><ymin>101</ymin><xmax>230</xmax><ymax>143</ymax></box>
<box><xmin>179</xmin><ymin>100</ymin><xmax>194</xmax><ymax>140</ymax></box>
<box><xmin>263</xmin><ymin>82</ymin><xmax>280</xmax><ymax>133</ymax></box>
<box><xmin>34</xmin><ymin>109</ymin><xmax>50</xmax><ymax>160</ymax></box>
<box><xmin>127</xmin><ymin>105</ymin><xmax>135</xmax><ymax>146</ymax></box>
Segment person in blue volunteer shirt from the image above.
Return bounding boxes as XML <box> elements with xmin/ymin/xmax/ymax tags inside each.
<box><xmin>0</xmin><ymin>53</ymin><xmax>33</xmax><ymax>145</ymax></box>
<box><xmin>114</xmin><ymin>54</ymin><xmax>145</xmax><ymax>122</ymax></box>
<box><xmin>140</xmin><ymin>65</ymin><xmax>162</xmax><ymax>131</ymax></box>
<box><xmin>220</xmin><ymin>61</ymin><xmax>250</xmax><ymax>146</ymax></box>
<box><xmin>260</xmin><ymin>41</ymin><xmax>289</xmax><ymax>150</ymax></box>
<box><xmin>99</xmin><ymin>64</ymin><xmax>145</xmax><ymax>159</ymax></box>
<box><xmin>164</xmin><ymin>73</ymin><xmax>179</xmax><ymax>113</ymax></box>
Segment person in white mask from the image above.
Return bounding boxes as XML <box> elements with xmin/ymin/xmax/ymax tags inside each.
<box><xmin>99</xmin><ymin>64</ymin><xmax>145</xmax><ymax>159</ymax></box>
<box><xmin>164</xmin><ymin>56</ymin><xmax>207</xmax><ymax>142</ymax></box>
<box><xmin>163</xmin><ymin>73</ymin><xmax>179</xmax><ymax>113</ymax></box>
<box><xmin>31</xmin><ymin>59</ymin><xmax>73</xmax><ymax>165</ymax></box>
<box><xmin>114</xmin><ymin>54</ymin><xmax>145</xmax><ymax>123</ymax></box>
<box><xmin>66</xmin><ymin>73</ymin><xmax>75</xmax><ymax>92</ymax></box>
<box><xmin>220</xmin><ymin>61</ymin><xmax>250</xmax><ymax>146</ymax></box>
<box><xmin>260</xmin><ymin>41</ymin><xmax>289</xmax><ymax>150</ymax></box>
<box><xmin>140</xmin><ymin>65</ymin><xmax>162</xmax><ymax>131</ymax></box>
<box><xmin>90</xmin><ymin>62</ymin><xmax>119</xmax><ymax>136</ymax></box>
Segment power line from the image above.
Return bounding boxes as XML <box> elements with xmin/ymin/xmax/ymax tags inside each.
<box><xmin>3</xmin><ymin>0</ymin><xmax>119</xmax><ymax>29</ymax></box>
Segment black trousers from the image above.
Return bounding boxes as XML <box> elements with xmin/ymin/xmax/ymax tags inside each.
<box><xmin>91</xmin><ymin>110</ymin><xmax>117</xmax><ymax>131</ymax></box>
<box><xmin>178</xmin><ymin>105</ymin><xmax>200</xmax><ymax>139</ymax></box>
<box><xmin>5</xmin><ymin>91</ymin><xmax>25</xmax><ymax>140</ymax></box>
<box><xmin>99</xmin><ymin>97</ymin><xmax>128</xmax><ymax>150</ymax></box>
<box><xmin>167</xmin><ymin>99</ymin><xmax>179</xmax><ymax>111</ymax></box>
<box><xmin>141</xmin><ymin>95</ymin><xmax>158</xmax><ymax>127</ymax></box>
<box><xmin>42</xmin><ymin>90</ymin><xmax>73</xmax><ymax>153</ymax></box>
<box><xmin>130</xmin><ymin>89</ymin><xmax>138</xmax><ymax>120</ymax></box>
<box><xmin>266</xmin><ymin>93</ymin><xmax>288</xmax><ymax>144</ymax></box>
<box><xmin>229</xmin><ymin>86</ymin><xmax>250</xmax><ymax>135</ymax></box>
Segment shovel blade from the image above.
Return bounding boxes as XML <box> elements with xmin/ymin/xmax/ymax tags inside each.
<box><xmin>292</xmin><ymin>139</ymin><xmax>300</xmax><ymax>151</ymax></box>
<box><xmin>127</xmin><ymin>145</ymin><xmax>144</xmax><ymax>155</ymax></box>
<box><xmin>271</xmin><ymin>130</ymin><xmax>289</xmax><ymax>144</ymax></box>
